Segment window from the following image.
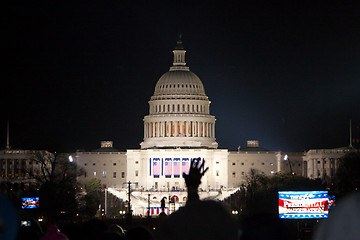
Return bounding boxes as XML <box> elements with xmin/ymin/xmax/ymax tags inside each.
<box><xmin>216</xmin><ymin>161</ymin><xmax>219</xmax><ymax>164</ymax></box>
<box><xmin>135</xmin><ymin>161</ymin><xmax>139</xmax><ymax>164</ymax></box>
<box><xmin>93</xmin><ymin>172</ymin><xmax>96</xmax><ymax>177</ymax></box>
<box><xmin>262</xmin><ymin>162</ymin><xmax>265</xmax><ymax>165</ymax></box>
<box><xmin>216</xmin><ymin>170</ymin><xmax>219</xmax><ymax>176</ymax></box>
<box><xmin>251</xmin><ymin>163</ymin><xmax>254</xmax><ymax>166</ymax></box>
<box><xmin>135</xmin><ymin>170</ymin><xmax>138</xmax><ymax>177</ymax></box>
<box><xmin>84</xmin><ymin>163</ymin><xmax>87</xmax><ymax>166</ymax></box>
<box><xmin>232</xmin><ymin>162</ymin><xmax>236</xmax><ymax>165</ymax></box>
<box><xmin>92</xmin><ymin>163</ymin><xmax>96</xmax><ymax>166</ymax></box>
<box><xmin>232</xmin><ymin>172</ymin><xmax>236</xmax><ymax>177</ymax></box>
<box><xmin>241</xmin><ymin>171</ymin><xmax>245</xmax><ymax>176</ymax></box>
<box><xmin>102</xmin><ymin>171</ymin><xmax>106</xmax><ymax>178</ymax></box>
<box><xmin>270</xmin><ymin>163</ymin><xmax>273</xmax><ymax>166</ymax></box>
<box><xmin>113</xmin><ymin>163</ymin><xmax>116</xmax><ymax>166</ymax></box>
<box><xmin>241</xmin><ymin>163</ymin><xmax>244</xmax><ymax>165</ymax></box>
<box><xmin>121</xmin><ymin>172</ymin><xmax>125</xmax><ymax>178</ymax></box>
<box><xmin>113</xmin><ymin>172</ymin><xmax>116</xmax><ymax>178</ymax></box>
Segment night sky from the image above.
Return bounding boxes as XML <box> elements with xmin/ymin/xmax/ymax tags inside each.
<box><xmin>2</xmin><ymin>1</ymin><xmax>360</xmax><ymax>152</ymax></box>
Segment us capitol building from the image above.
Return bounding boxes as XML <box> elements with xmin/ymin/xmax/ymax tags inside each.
<box><xmin>1</xmin><ymin>38</ymin><xmax>359</xmax><ymax>216</ymax></box>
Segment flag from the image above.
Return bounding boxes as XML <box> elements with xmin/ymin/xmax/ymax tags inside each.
<box><xmin>153</xmin><ymin>158</ymin><xmax>161</xmax><ymax>177</ymax></box>
<box><xmin>165</xmin><ymin>158</ymin><xmax>172</xmax><ymax>177</ymax></box>
<box><xmin>173</xmin><ymin>158</ymin><xmax>181</xmax><ymax>177</ymax></box>
<box><xmin>182</xmin><ymin>158</ymin><xmax>190</xmax><ymax>175</ymax></box>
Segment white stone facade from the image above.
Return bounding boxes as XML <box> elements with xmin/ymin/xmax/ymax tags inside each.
<box><xmin>303</xmin><ymin>148</ymin><xmax>359</xmax><ymax>179</ymax></box>
<box><xmin>126</xmin><ymin>148</ymin><xmax>228</xmax><ymax>191</ymax></box>
<box><xmin>75</xmin><ymin>149</ymin><xmax>127</xmax><ymax>188</ymax></box>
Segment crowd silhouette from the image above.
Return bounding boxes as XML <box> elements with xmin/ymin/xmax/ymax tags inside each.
<box><xmin>1</xmin><ymin>157</ymin><xmax>360</xmax><ymax>240</ymax></box>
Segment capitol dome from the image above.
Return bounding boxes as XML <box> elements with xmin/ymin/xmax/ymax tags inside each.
<box><xmin>140</xmin><ymin>36</ymin><xmax>218</xmax><ymax>149</ymax></box>
<box><xmin>153</xmin><ymin>70</ymin><xmax>206</xmax><ymax>97</ymax></box>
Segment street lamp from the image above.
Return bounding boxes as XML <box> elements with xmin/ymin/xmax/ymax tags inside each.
<box><xmin>284</xmin><ymin>154</ymin><xmax>294</xmax><ymax>177</ymax></box>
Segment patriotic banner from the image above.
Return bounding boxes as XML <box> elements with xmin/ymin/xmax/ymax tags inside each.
<box><xmin>153</xmin><ymin>158</ymin><xmax>161</xmax><ymax>178</ymax></box>
<box><xmin>165</xmin><ymin>158</ymin><xmax>172</xmax><ymax>178</ymax></box>
<box><xmin>182</xmin><ymin>158</ymin><xmax>190</xmax><ymax>175</ymax></box>
<box><xmin>173</xmin><ymin>158</ymin><xmax>181</xmax><ymax>177</ymax></box>
<box><xmin>278</xmin><ymin>191</ymin><xmax>329</xmax><ymax>219</ymax></box>
<box><xmin>146</xmin><ymin>207</ymin><xmax>169</xmax><ymax>216</ymax></box>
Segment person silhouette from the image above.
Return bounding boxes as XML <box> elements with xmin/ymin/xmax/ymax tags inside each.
<box><xmin>157</xmin><ymin>157</ymin><xmax>240</xmax><ymax>240</ymax></box>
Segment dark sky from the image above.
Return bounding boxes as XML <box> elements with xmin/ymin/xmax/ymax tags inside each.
<box><xmin>2</xmin><ymin>1</ymin><xmax>360</xmax><ymax>152</ymax></box>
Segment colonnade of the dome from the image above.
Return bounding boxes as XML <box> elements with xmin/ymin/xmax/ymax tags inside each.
<box><xmin>144</xmin><ymin>121</ymin><xmax>215</xmax><ymax>138</ymax></box>
<box><xmin>149</xmin><ymin>102</ymin><xmax>209</xmax><ymax>114</ymax></box>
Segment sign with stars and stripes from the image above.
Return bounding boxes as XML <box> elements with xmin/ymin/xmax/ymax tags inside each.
<box><xmin>278</xmin><ymin>191</ymin><xmax>329</xmax><ymax>219</ymax></box>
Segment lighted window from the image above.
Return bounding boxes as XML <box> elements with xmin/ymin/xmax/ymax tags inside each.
<box><xmin>102</xmin><ymin>171</ymin><xmax>106</xmax><ymax>178</ymax></box>
<box><xmin>93</xmin><ymin>172</ymin><xmax>96</xmax><ymax>177</ymax></box>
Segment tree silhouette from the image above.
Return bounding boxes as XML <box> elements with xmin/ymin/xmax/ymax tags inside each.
<box><xmin>334</xmin><ymin>152</ymin><xmax>360</xmax><ymax>198</ymax></box>
<box><xmin>25</xmin><ymin>151</ymin><xmax>84</xmax><ymax>220</ymax></box>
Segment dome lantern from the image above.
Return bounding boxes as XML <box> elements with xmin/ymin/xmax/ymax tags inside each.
<box><xmin>170</xmin><ymin>34</ymin><xmax>189</xmax><ymax>71</ymax></box>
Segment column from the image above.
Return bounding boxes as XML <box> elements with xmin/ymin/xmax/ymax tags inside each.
<box><xmin>197</xmin><ymin>122</ymin><xmax>200</xmax><ymax>137</ymax></box>
<box><xmin>152</xmin><ymin>122</ymin><xmax>155</xmax><ymax>138</ymax></box>
<box><xmin>212</xmin><ymin>123</ymin><xmax>215</xmax><ymax>138</ymax></box>
<box><xmin>156</xmin><ymin>122</ymin><xmax>159</xmax><ymax>137</ymax></box>
<box><xmin>175</xmin><ymin>121</ymin><xmax>178</xmax><ymax>137</ymax></box>
<box><xmin>144</xmin><ymin>123</ymin><xmax>147</xmax><ymax>138</ymax></box>
<box><xmin>161</xmin><ymin>121</ymin><xmax>164</xmax><ymax>137</ymax></box>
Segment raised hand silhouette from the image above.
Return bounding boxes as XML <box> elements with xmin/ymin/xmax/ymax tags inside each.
<box><xmin>183</xmin><ymin>157</ymin><xmax>208</xmax><ymax>203</ymax></box>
